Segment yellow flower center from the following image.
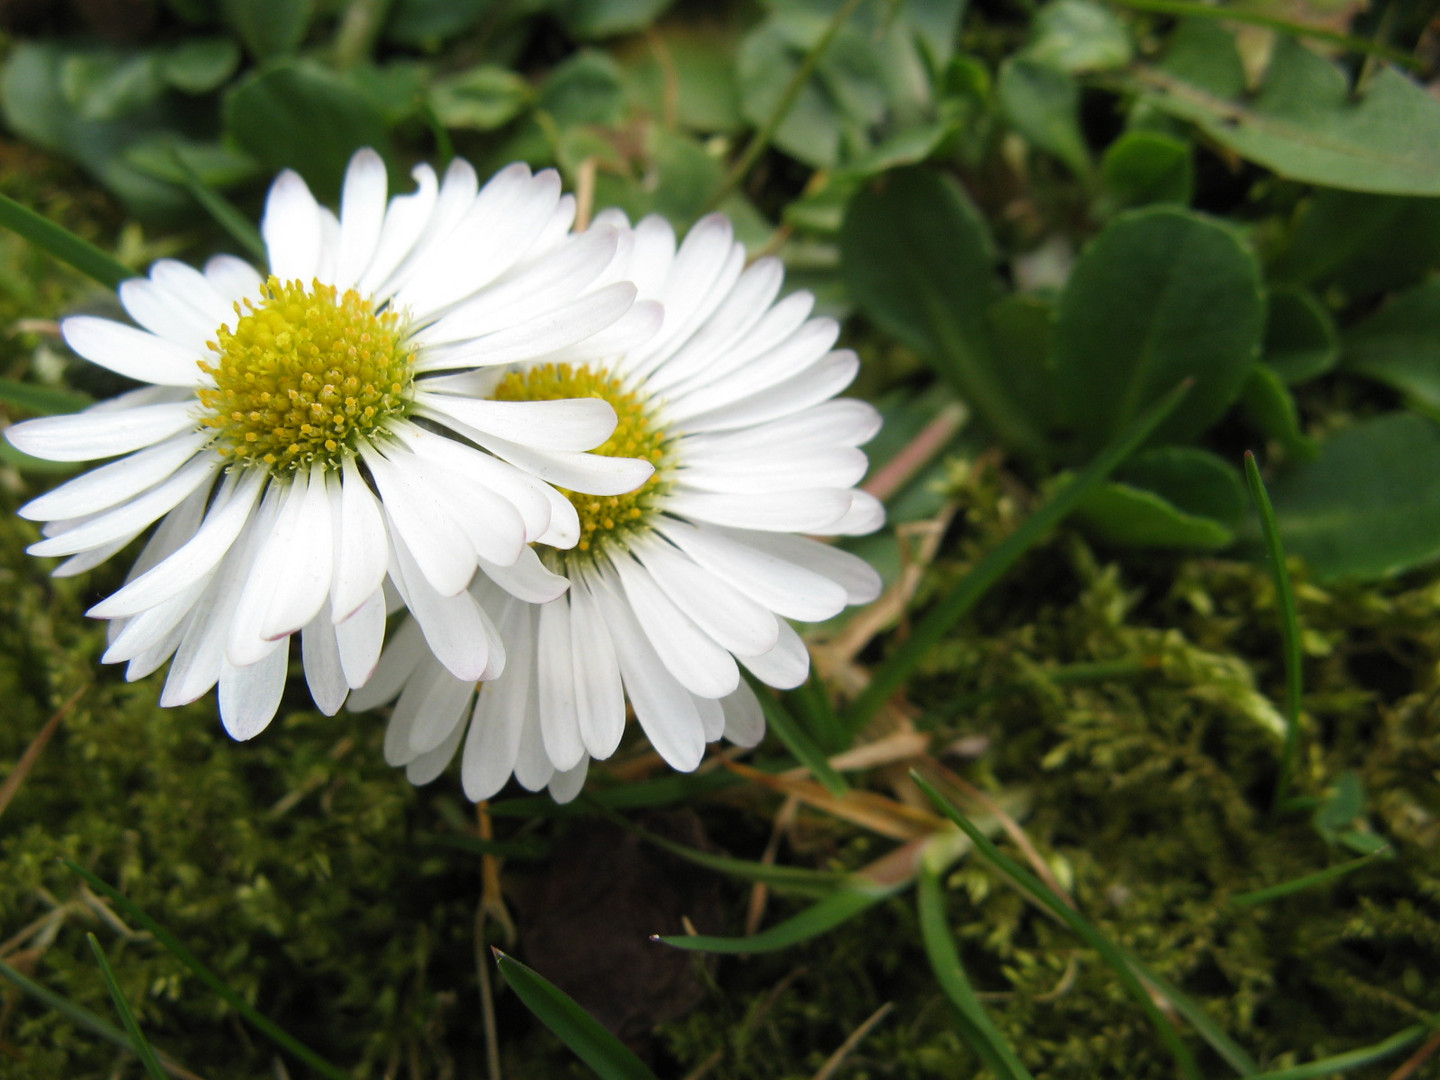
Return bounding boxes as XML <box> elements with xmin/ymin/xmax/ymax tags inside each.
<box><xmin>493</xmin><ymin>363</ymin><xmax>670</xmax><ymax>558</ymax></box>
<box><xmin>196</xmin><ymin>276</ymin><xmax>413</xmax><ymax>474</ymax></box>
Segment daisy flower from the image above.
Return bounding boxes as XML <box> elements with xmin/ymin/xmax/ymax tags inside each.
<box><xmin>5</xmin><ymin>150</ymin><xmax>659</xmax><ymax>739</ymax></box>
<box><xmin>351</xmin><ymin>210</ymin><xmax>884</xmax><ymax>802</ymax></box>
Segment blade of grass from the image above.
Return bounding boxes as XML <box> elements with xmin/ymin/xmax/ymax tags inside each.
<box><xmin>1246</xmin><ymin>1025</ymin><xmax>1428</xmax><ymax>1079</ymax></box>
<box><xmin>1232</xmin><ymin>851</ymin><xmax>1385</xmax><ymax>907</ymax></box>
<box><xmin>911</xmin><ymin>772</ymin><xmax>1206</xmax><ymax>1080</ymax></box>
<box><xmin>1243</xmin><ymin>451</ymin><xmax>1304</xmax><ymax>811</ymax></box>
<box><xmin>0</xmin><ymin>377</ymin><xmax>91</xmax><ymax>415</ymax></box>
<box><xmin>0</xmin><ymin>193</ymin><xmax>132</xmax><ymax>289</ymax></box>
<box><xmin>1121</xmin><ymin>953</ymin><xmax>1261</xmax><ymax>1075</ymax></box>
<box><xmin>0</xmin><ymin>958</ymin><xmax>200</xmax><ymax>1080</ymax></box>
<box><xmin>63</xmin><ymin>859</ymin><xmax>351</xmax><ymax>1080</ymax></box>
<box><xmin>917</xmin><ymin>861</ymin><xmax>1036</xmax><ymax>1080</ymax></box>
<box><xmin>168</xmin><ymin>149</ymin><xmax>267</xmax><ymax>263</ymax></box>
<box><xmin>86</xmin><ymin>933</ymin><xmax>167</xmax><ymax>1080</ymax></box>
<box><xmin>655</xmin><ymin>881</ymin><xmax>901</xmax><ymax>954</ymax></box>
<box><xmin>758</xmin><ymin>687</ymin><xmax>849</xmax><ymax>796</ymax></box>
<box><xmin>494</xmin><ymin>949</ymin><xmax>659</xmax><ymax>1080</ymax></box>
<box><xmin>845</xmin><ymin>379</ymin><xmax>1192</xmax><ymax>734</ymax></box>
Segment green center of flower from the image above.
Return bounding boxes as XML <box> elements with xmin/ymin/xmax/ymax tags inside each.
<box><xmin>197</xmin><ymin>276</ymin><xmax>413</xmax><ymax>474</ymax></box>
<box><xmin>493</xmin><ymin>363</ymin><xmax>670</xmax><ymax>557</ymax></box>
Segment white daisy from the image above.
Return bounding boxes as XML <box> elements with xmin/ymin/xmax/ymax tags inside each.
<box><xmin>5</xmin><ymin>150</ymin><xmax>660</xmax><ymax>740</ymax></box>
<box><xmin>351</xmin><ymin>210</ymin><xmax>884</xmax><ymax>803</ymax></box>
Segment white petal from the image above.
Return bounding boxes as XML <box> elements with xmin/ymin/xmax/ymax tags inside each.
<box><xmin>115</xmin><ymin>279</ymin><xmax>221</xmax><ymax>356</ymax></box>
<box><xmin>415</xmin><ymin>282</ymin><xmax>639</xmax><ymax>372</ymax></box>
<box><xmin>103</xmin><ymin>577</ymin><xmax>210</xmax><ymax>663</ymax></box>
<box><xmin>513</xmin><ymin>699</ymin><xmax>554</xmax><ymax>792</ymax></box>
<box><xmin>569</xmin><ymin>573</ymin><xmax>626</xmax><ymax>759</ymax></box>
<box><xmin>21</xmin><ymin>430</ymin><xmax>209</xmax><ymax>522</ymax></box>
<box><xmin>677</xmin><ymin>446</ymin><xmax>868</xmax><ymax>493</ymax></box>
<box><xmin>406</xmin><ymin>705</ymin><xmax>469</xmax><ymax>785</ymax></box>
<box><xmin>629</xmin><ymin>214</ymin><xmax>744</xmax><ymax>378</ymax></box>
<box><xmin>334</xmin><ymin>148</ymin><xmax>388</xmax><ymax>291</ymax></box>
<box><xmin>595</xmin><ymin>576</ymin><xmax>706</xmax><ymax>771</ymax></box>
<box><xmin>263</xmin><ymin>170</ymin><xmax>323</xmax><ymax>283</ymax></box>
<box><xmin>680</xmin><ymin>399</ymin><xmax>881</xmax><ymax>459</ymax></box>
<box><xmin>736</xmin><ymin>618</ymin><xmax>809</xmax><ymax>690</ymax></box>
<box><xmin>534</xmin><ymin>300</ymin><xmax>664</xmax><ymax>367</ymax></box>
<box><xmin>204</xmin><ymin>254</ymin><xmax>263</xmax><ymax>305</ymax></box>
<box><xmin>695</xmin><ymin>694</ymin><xmax>725</xmax><ymax>741</ymax></box>
<box><xmin>472</xmin><ymin>434</ymin><xmax>654</xmax><ymax>496</ymax></box>
<box><xmin>346</xmin><ymin>615</ymin><xmax>424</xmax><ymax>710</ymax></box>
<box><xmin>534</xmin><ymin>484</ymin><xmax>580</xmax><ymax>548</ymax></box>
<box><xmin>717</xmin><ymin>527</ymin><xmax>883</xmax><ymax>605</ymax></box>
<box><xmin>218</xmin><ymin>646</ymin><xmax>290</xmax><ymax>740</ymax></box>
<box><xmin>358</xmin><ymin>163</ymin><xmax>438</xmax><ymax>298</ymax></box>
<box><xmin>391</xmin><ymin>536</ymin><xmax>495</xmax><ymax>682</ymax></box>
<box><xmin>478</xmin><ymin>545</ymin><xmax>568</xmax><ymax>603</ymax></box>
<box><xmin>655</xmin><ymin>519</ymin><xmax>847</xmax><ymax>622</ymax></box>
<box><xmin>367</xmin><ymin>449</ymin><xmax>477</xmax><ymax>598</ymax></box>
<box><xmin>547</xmin><ymin>756</ymin><xmax>589</xmax><ymax>804</ymax></box>
<box><xmin>331</xmin><ymin>455</ymin><xmax>389</xmax><ymax>620</ymax></box>
<box><xmin>721</xmin><ymin>681</ymin><xmax>766</xmax><ymax>747</ymax></box>
<box><xmin>612</xmin><ymin>551</ymin><xmax>738</xmax><ymax>699</ymax></box>
<box><xmin>259</xmin><ymin>465</ymin><xmax>335</xmax><ymax>642</ymax></box>
<box><xmin>301</xmin><ymin>613</ymin><xmax>348</xmax><ymax>716</ymax></box>
<box><xmin>392</xmin><ymin>662</ymin><xmax>477</xmax><ymax>759</ymax></box>
<box><xmin>664</xmin><ymin>488</ymin><xmax>852</xmax><ymax>534</ymax></box>
<box><xmin>224</xmin><ymin>483</ymin><xmax>297</xmax><ymax>667</ymax></box>
<box><xmin>462</xmin><ymin>600</ymin><xmax>532</xmax><ymax>800</ymax></box>
<box><xmin>633</xmin><ymin>534</ymin><xmax>778</xmax><ymax>656</ymax></box>
<box><xmin>61</xmin><ymin>316</ymin><xmax>205</xmax><ymax>388</ymax></box>
<box><xmin>6</xmin><ymin>401</ymin><xmax>197</xmax><ymax>462</ymax></box>
<box><xmin>537</xmin><ymin>599</ymin><xmax>584</xmax><ymax>771</ymax></box>
<box><xmin>88</xmin><ymin>467</ymin><xmax>266</xmax><ymax>619</ymax></box>
<box><xmin>335</xmin><ymin>588</ymin><xmax>386</xmax><ymax>688</ymax></box>
<box><xmin>27</xmin><ymin>456</ymin><xmax>219</xmax><ymax>558</ymax></box>
<box><xmin>418</xmin><ymin>396</ymin><xmax>617</xmax><ymax>452</ymax></box>
<box><xmin>666</xmin><ymin>318</ymin><xmax>839</xmax><ymax>419</ymax></box>
<box><xmin>54</xmin><ymin>535</ymin><xmax>134</xmax><ymax>577</ymax></box>
<box><xmin>674</xmin><ymin>351</ymin><xmax>860</xmax><ymax>432</ymax></box>
<box><xmin>830</xmin><ymin>489</ymin><xmax>886</xmax><ymax>536</ymax></box>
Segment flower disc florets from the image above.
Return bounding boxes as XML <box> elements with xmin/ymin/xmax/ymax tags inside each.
<box><xmin>494</xmin><ymin>362</ymin><xmax>669</xmax><ymax>556</ymax></box>
<box><xmin>197</xmin><ymin>276</ymin><xmax>413</xmax><ymax>474</ymax></box>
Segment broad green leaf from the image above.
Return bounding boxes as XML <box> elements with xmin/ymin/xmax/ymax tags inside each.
<box><xmin>383</xmin><ymin>0</ymin><xmax>492</xmax><ymax>47</ymax></box>
<box><xmin>1140</xmin><ymin>23</ymin><xmax>1440</xmax><ymax>196</ymax></box>
<box><xmin>222</xmin><ymin>0</ymin><xmax>314</xmax><ymax>60</ymax></box>
<box><xmin>997</xmin><ymin>57</ymin><xmax>1089</xmax><ymax>177</ymax></box>
<box><xmin>1341</xmin><ymin>279</ymin><xmax>1440</xmax><ymax>414</ymax></box>
<box><xmin>158</xmin><ymin>38</ymin><xmax>241</xmax><ymax>94</ymax></box>
<box><xmin>495</xmin><ymin>952</ymin><xmax>660</xmax><ymax>1080</ymax></box>
<box><xmin>1264</xmin><ymin>285</ymin><xmax>1338</xmax><ymax>383</ymax></box>
<box><xmin>987</xmin><ymin>293</ymin><xmax>1058</xmax><ymax>434</ymax></box>
<box><xmin>550</xmin><ymin>0</ymin><xmax>677</xmax><ymax>38</ymax></box>
<box><xmin>1101</xmin><ymin>130</ymin><xmax>1192</xmax><ymax>209</ymax></box>
<box><xmin>1121</xmin><ymin>447</ymin><xmax>1247</xmax><ymax>526</ymax></box>
<box><xmin>1027</xmin><ymin>0</ymin><xmax>1132</xmax><ymax>73</ymax></box>
<box><xmin>224</xmin><ymin>59</ymin><xmax>394</xmax><ymax>203</ymax></box>
<box><xmin>124</xmin><ymin>137</ymin><xmax>258</xmax><ymax>190</ymax></box>
<box><xmin>1239</xmin><ymin>366</ymin><xmax>1318</xmax><ymax>460</ymax></box>
<box><xmin>538</xmin><ymin>50</ymin><xmax>628</xmax><ymax>129</ymax></box>
<box><xmin>1052</xmin><ymin>206</ymin><xmax>1263</xmax><ymax>456</ymax></box>
<box><xmin>59</xmin><ymin>50</ymin><xmax>165</xmax><ymax>122</ymax></box>
<box><xmin>618</xmin><ymin>26</ymin><xmax>744</xmax><ymax>133</ymax></box>
<box><xmin>1265</xmin><ymin>412</ymin><xmax>1440</xmax><ymax>581</ymax></box>
<box><xmin>841</xmin><ymin>168</ymin><xmax>1050</xmax><ymax>454</ymax></box>
<box><xmin>1077</xmin><ymin>483</ymin><xmax>1234</xmax><ymax>549</ymax></box>
<box><xmin>1272</xmin><ymin>189</ymin><xmax>1440</xmax><ymax>298</ymax></box>
<box><xmin>429</xmin><ymin>65</ymin><xmax>533</xmax><ymax>130</ymax></box>
<box><xmin>590</xmin><ymin>128</ymin><xmax>724</xmax><ymax>228</ymax></box>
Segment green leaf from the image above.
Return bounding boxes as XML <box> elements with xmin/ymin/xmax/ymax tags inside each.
<box><xmin>0</xmin><ymin>957</ymin><xmax>137</xmax><ymax>1057</ymax></box>
<box><xmin>657</xmin><ymin>882</ymin><xmax>900</xmax><ymax>953</ymax></box>
<box><xmin>1077</xmin><ymin>483</ymin><xmax>1235</xmax><ymax>549</ymax></box>
<box><xmin>1272</xmin><ymin>189</ymin><xmax>1440</xmax><ymax>298</ymax></box>
<box><xmin>384</xmin><ymin>0</ymin><xmax>491</xmax><ymax>48</ymax></box>
<box><xmin>1265</xmin><ymin>412</ymin><xmax>1440</xmax><ymax>581</ymax></box>
<box><xmin>1140</xmin><ymin>24</ymin><xmax>1440</xmax><ymax>196</ymax></box>
<box><xmin>550</xmin><ymin>0</ymin><xmax>677</xmax><ymax>38</ymax></box>
<box><xmin>1341</xmin><ymin>279</ymin><xmax>1440</xmax><ymax>414</ymax></box>
<box><xmin>538</xmin><ymin>50</ymin><xmax>628</xmax><ymax>129</ymax></box>
<box><xmin>987</xmin><ymin>293</ymin><xmax>1059</xmax><ymax>434</ymax></box>
<box><xmin>158</xmin><ymin>37</ymin><xmax>241</xmax><ymax>94</ymax></box>
<box><xmin>1052</xmin><ymin>206</ymin><xmax>1263</xmax><ymax>456</ymax></box>
<box><xmin>1101</xmin><ymin>130</ymin><xmax>1193</xmax><ymax>210</ymax></box>
<box><xmin>917</xmin><ymin>863</ymin><xmax>1037</xmax><ymax>1080</ymax></box>
<box><xmin>86</xmin><ymin>934</ymin><xmax>167</xmax><ymax>1080</ymax></box>
<box><xmin>1232</xmin><ymin>851</ymin><xmax>1383</xmax><ymax>907</ymax></box>
<box><xmin>63</xmin><ymin>861</ymin><xmax>352</xmax><ymax>1080</ymax></box>
<box><xmin>756</xmin><ymin>687</ymin><xmax>849</xmax><ymax>797</ymax></box>
<box><xmin>429</xmin><ymin>65</ymin><xmax>533</xmax><ymax>131</ymax></box>
<box><xmin>222</xmin><ymin>0</ymin><xmax>314</xmax><ymax>60</ymax></box>
<box><xmin>1242</xmin><ymin>1026</ymin><xmax>1426</xmax><ymax>1079</ymax></box>
<box><xmin>619</xmin><ymin>25</ymin><xmax>744</xmax><ymax>134</ymax></box>
<box><xmin>1239</xmin><ymin>365</ymin><xmax>1318</xmax><ymax>460</ymax></box>
<box><xmin>0</xmin><ymin>193</ymin><xmax>132</xmax><ymax>290</ymax></box>
<box><xmin>841</xmin><ymin>168</ymin><xmax>1050</xmax><ymax>455</ymax></box>
<box><xmin>60</xmin><ymin>50</ymin><xmax>166</xmax><ymax>122</ymax></box>
<box><xmin>224</xmin><ymin>59</ymin><xmax>394</xmax><ymax>203</ymax></box>
<box><xmin>494</xmin><ymin>951</ymin><xmax>660</xmax><ymax>1080</ymax></box>
<box><xmin>1026</xmin><ymin>0</ymin><xmax>1132</xmax><ymax>73</ymax></box>
<box><xmin>1264</xmin><ymin>285</ymin><xmax>1338</xmax><ymax>383</ymax></box>
<box><xmin>0</xmin><ymin>377</ymin><xmax>92</xmax><ymax>415</ymax></box>
<box><xmin>844</xmin><ymin>379</ymin><xmax>1191</xmax><ymax>732</ymax></box>
<box><xmin>1122</xmin><ymin>446</ymin><xmax>1247</xmax><ymax>526</ymax></box>
<box><xmin>997</xmin><ymin>57</ymin><xmax>1090</xmax><ymax>176</ymax></box>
